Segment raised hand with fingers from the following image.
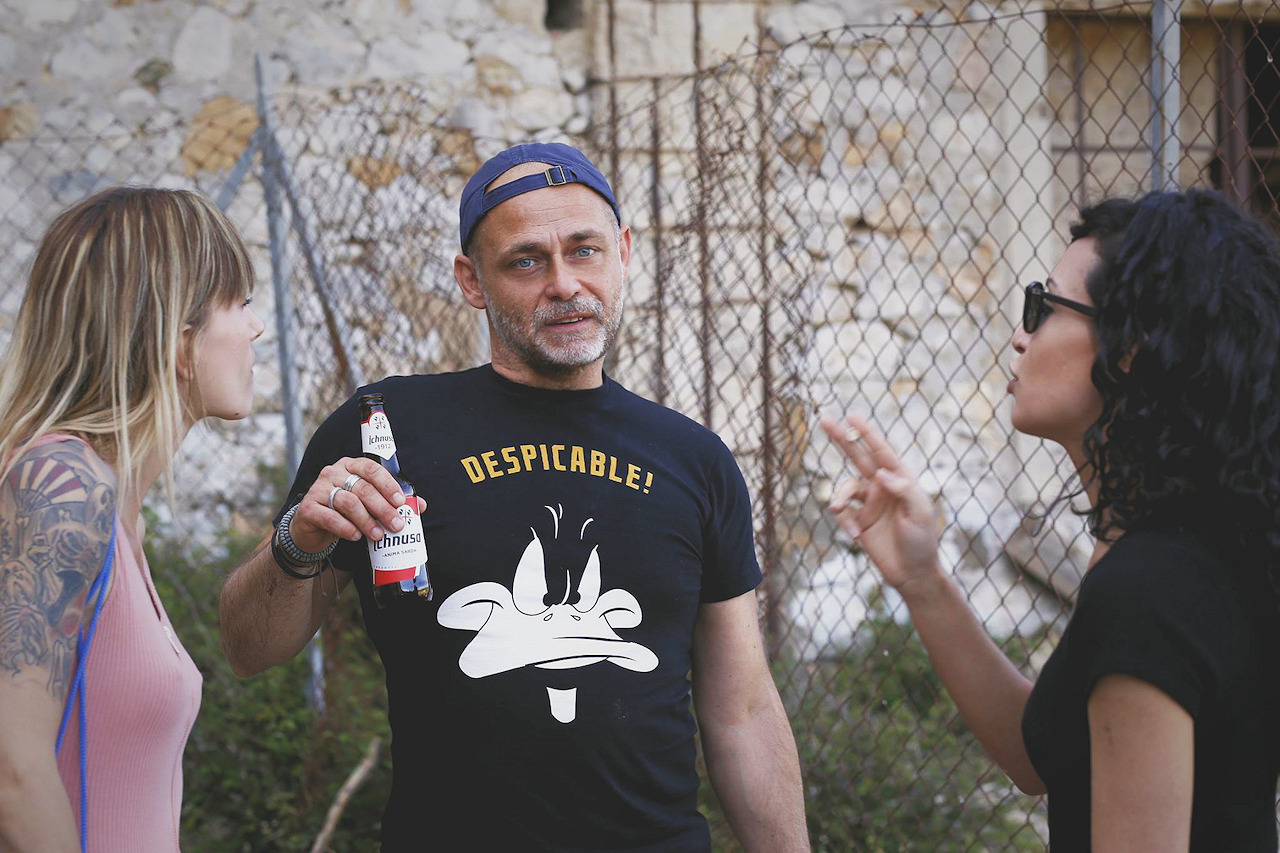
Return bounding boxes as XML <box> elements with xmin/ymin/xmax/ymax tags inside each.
<box><xmin>819</xmin><ymin>412</ymin><xmax>1043</xmax><ymax>794</ymax></box>
<box><xmin>819</xmin><ymin>413</ymin><xmax>941</xmax><ymax>594</ymax></box>
<box><xmin>290</xmin><ymin>457</ymin><xmax>426</xmax><ymax>555</ymax></box>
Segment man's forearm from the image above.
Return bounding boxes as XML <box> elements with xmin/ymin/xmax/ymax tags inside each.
<box><xmin>220</xmin><ymin>456</ymin><xmax>404</xmax><ymax>677</ymax></box>
<box><xmin>702</xmin><ymin>693</ymin><xmax>809</xmax><ymax>852</ymax></box>
<box><xmin>218</xmin><ymin>537</ymin><xmax>339</xmax><ymax>677</ymax></box>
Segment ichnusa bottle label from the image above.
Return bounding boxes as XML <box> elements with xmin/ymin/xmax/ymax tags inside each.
<box><xmin>361</xmin><ymin>411</ymin><xmax>397</xmax><ymax>460</ymax></box>
<box><xmin>370</xmin><ymin>503</ymin><xmax>428</xmax><ymax>584</ymax></box>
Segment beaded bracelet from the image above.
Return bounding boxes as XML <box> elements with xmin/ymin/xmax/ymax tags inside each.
<box><xmin>271</xmin><ymin>504</ymin><xmax>338</xmax><ymax>580</ymax></box>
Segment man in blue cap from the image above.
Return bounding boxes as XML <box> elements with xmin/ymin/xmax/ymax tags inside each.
<box><xmin>219</xmin><ymin>142</ymin><xmax>808</xmax><ymax>852</ymax></box>
<box><xmin>452</xmin><ymin>142</ymin><xmax>630</xmax><ymax>389</ymax></box>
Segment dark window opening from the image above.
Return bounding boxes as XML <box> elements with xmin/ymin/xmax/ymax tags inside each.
<box><xmin>1217</xmin><ymin>23</ymin><xmax>1280</xmax><ymax>223</ymax></box>
<box><xmin>546</xmin><ymin>0</ymin><xmax>585</xmax><ymax>31</ymax></box>
<box><xmin>1245</xmin><ymin>27</ymin><xmax>1280</xmax><ymax>149</ymax></box>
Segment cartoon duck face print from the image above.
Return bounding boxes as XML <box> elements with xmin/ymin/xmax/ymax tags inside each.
<box><xmin>436</xmin><ymin>505</ymin><xmax>658</xmax><ymax>723</ymax></box>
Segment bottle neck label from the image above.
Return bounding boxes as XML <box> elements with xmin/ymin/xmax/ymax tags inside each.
<box><xmin>369</xmin><ymin>503</ymin><xmax>427</xmax><ymax>584</ymax></box>
<box><xmin>361</xmin><ymin>411</ymin><xmax>397</xmax><ymax>461</ymax></box>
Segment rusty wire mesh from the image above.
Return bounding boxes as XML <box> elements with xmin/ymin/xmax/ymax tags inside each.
<box><xmin>5</xmin><ymin>2</ymin><xmax>1280</xmax><ymax>849</ymax></box>
<box><xmin>0</xmin><ymin>97</ymin><xmax>286</xmax><ymax>644</ymax></box>
<box><xmin>596</xmin><ymin>15</ymin><xmax>1078</xmax><ymax>848</ymax></box>
<box><xmin>264</xmin><ymin>84</ymin><xmax>488</xmax><ymax>424</ymax></box>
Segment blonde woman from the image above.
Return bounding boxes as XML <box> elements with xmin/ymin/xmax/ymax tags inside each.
<box><xmin>0</xmin><ymin>187</ymin><xmax>263</xmax><ymax>851</ymax></box>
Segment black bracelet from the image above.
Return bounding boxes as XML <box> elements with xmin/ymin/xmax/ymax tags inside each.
<box><xmin>271</xmin><ymin>505</ymin><xmax>338</xmax><ymax>580</ymax></box>
<box><xmin>270</xmin><ymin>535</ymin><xmax>328</xmax><ymax>580</ymax></box>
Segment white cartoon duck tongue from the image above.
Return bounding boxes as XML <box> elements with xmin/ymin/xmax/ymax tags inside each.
<box><xmin>515</xmin><ymin>534</ymin><xmax>599</xmax><ymax>725</ymax></box>
<box><xmin>547</xmin><ymin>687</ymin><xmax>577</xmax><ymax>723</ymax></box>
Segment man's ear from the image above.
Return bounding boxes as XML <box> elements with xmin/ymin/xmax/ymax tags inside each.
<box><xmin>617</xmin><ymin>224</ymin><xmax>632</xmax><ymax>277</ymax></box>
<box><xmin>454</xmin><ymin>254</ymin><xmax>488</xmax><ymax>310</ymax></box>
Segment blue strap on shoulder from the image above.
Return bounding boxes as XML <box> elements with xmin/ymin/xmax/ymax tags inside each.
<box><xmin>55</xmin><ymin>525</ymin><xmax>117</xmax><ymax>853</ymax></box>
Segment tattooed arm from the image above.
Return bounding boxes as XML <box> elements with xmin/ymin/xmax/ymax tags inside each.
<box><xmin>0</xmin><ymin>439</ymin><xmax>116</xmax><ymax>853</ymax></box>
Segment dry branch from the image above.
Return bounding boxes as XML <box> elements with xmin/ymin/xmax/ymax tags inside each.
<box><xmin>309</xmin><ymin>736</ymin><xmax>382</xmax><ymax>853</ymax></box>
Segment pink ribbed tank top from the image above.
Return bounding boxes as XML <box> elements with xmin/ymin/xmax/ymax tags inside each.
<box><xmin>34</xmin><ymin>435</ymin><xmax>203</xmax><ymax>852</ymax></box>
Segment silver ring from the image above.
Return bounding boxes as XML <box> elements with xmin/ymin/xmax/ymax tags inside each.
<box><xmin>326</xmin><ymin>485</ymin><xmax>342</xmax><ymax>511</ymax></box>
<box><xmin>342</xmin><ymin>473</ymin><xmax>362</xmax><ymax>492</ymax></box>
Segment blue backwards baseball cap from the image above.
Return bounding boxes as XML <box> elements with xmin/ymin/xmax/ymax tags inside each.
<box><xmin>458</xmin><ymin>142</ymin><xmax>621</xmax><ymax>252</ymax></box>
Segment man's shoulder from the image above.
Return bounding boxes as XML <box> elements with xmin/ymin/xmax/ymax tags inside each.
<box><xmin>360</xmin><ymin>366</ymin><xmax>487</xmax><ymax>396</ymax></box>
<box><xmin>310</xmin><ymin>368</ymin><xmax>488</xmax><ymax>444</ymax></box>
<box><xmin>608</xmin><ymin>380</ymin><xmax>723</xmax><ymax>441</ymax></box>
<box><xmin>606</xmin><ymin>380</ymin><xmax>742</xmax><ymax>473</ymax></box>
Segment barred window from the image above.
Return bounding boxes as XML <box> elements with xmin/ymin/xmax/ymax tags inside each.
<box><xmin>1216</xmin><ymin>22</ymin><xmax>1280</xmax><ymax>224</ymax></box>
<box><xmin>1045</xmin><ymin>13</ymin><xmax>1219</xmax><ymax>225</ymax></box>
<box><xmin>1045</xmin><ymin>12</ymin><xmax>1280</xmax><ymax>230</ymax></box>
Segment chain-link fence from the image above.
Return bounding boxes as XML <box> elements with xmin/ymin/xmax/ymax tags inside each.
<box><xmin>5</xmin><ymin>1</ymin><xmax>1280</xmax><ymax>849</ymax></box>
<box><xmin>596</xmin><ymin>4</ymin><xmax>1280</xmax><ymax>843</ymax></box>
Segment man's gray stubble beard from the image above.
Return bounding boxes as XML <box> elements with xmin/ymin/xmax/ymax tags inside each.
<box><xmin>480</xmin><ymin>271</ymin><xmax>626</xmax><ymax>374</ymax></box>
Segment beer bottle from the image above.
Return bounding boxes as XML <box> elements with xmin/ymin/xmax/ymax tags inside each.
<box><xmin>358</xmin><ymin>393</ymin><xmax>432</xmax><ymax>607</ymax></box>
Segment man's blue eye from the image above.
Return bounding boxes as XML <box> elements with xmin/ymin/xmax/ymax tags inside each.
<box><xmin>576</xmin><ymin>247</ymin><xmax>595</xmax><ymax>258</ymax></box>
<box><xmin>515</xmin><ymin>258</ymin><xmax>535</xmax><ymax>269</ymax></box>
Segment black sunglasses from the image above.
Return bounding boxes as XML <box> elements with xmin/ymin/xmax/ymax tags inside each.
<box><xmin>1022</xmin><ymin>281</ymin><xmax>1097</xmax><ymax>333</ymax></box>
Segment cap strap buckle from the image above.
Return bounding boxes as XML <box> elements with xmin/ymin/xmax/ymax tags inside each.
<box><xmin>544</xmin><ymin>165</ymin><xmax>568</xmax><ymax>186</ymax></box>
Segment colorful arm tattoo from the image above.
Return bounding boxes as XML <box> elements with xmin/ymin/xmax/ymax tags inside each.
<box><xmin>0</xmin><ymin>441</ymin><xmax>116</xmax><ymax>701</ymax></box>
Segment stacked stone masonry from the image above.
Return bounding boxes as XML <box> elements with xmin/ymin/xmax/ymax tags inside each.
<box><xmin>1</xmin><ymin>0</ymin><xmax>1213</xmax><ymax>661</ymax></box>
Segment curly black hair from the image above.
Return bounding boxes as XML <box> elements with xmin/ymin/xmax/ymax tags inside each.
<box><xmin>1071</xmin><ymin>188</ymin><xmax>1280</xmax><ymax>601</ymax></box>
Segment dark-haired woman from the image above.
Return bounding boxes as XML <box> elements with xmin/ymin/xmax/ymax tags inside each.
<box><xmin>822</xmin><ymin>188</ymin><xmax>1280</xmax><ymax>851</ymax></box>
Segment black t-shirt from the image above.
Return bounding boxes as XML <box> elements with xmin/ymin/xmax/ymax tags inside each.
<box><xmin>1021</xmin><ymin>522</ymin><xmax>1280</xmax><ymax>851</ymax></box>
<box><xmin>283</xmin><ymin>366</ymin><xmax>763</xmax><ymax>852</ymax></box>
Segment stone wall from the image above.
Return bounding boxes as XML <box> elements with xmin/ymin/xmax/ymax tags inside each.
<box><xmin>0</xmin><ymin>0</ymin><xmax>601</xmax><ymax>538</ymax></box>
<box><xmin>0</xmin><ymin>0</ymin><xmax>597</xmax><ymax>314</ymax></box>
<box><xmin>596</xmin><ymin>2</ymin><xmax>1090</xmax><ymax>659</ymax></box>
<box><xmin>781</xmin><ymin>4</ymin><xmax>1078</xmax><ymax>655</ymax></box>
<box><xmin>0</xmin><ymin>0</ymin><xmax>1171</xmax><ymax>657</ymax></box>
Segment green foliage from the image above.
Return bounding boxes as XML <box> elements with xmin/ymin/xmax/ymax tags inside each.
<box><xmin>700</xmin><ymin>618</ymin><xmax>1045</xmax><ymax>853</ymax></box>
<box><xmin>146</xmin><ymin>503</ymin><xmax>1043</xmax><ymax>852</ymax></box>
<box><xmin>147</xmin><ymin>516</ymin><xmax>392</xmax><ymax>852</ymax></box>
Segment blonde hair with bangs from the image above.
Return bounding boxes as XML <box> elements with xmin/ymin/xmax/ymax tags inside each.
<box><xmin>0</xmin><ymin>186</ymin><xmax>254</xmax><ymax>499</ymax></box>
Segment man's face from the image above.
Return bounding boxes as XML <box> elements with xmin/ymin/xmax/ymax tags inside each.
<box><xmin>458</xmin><ymin>166</ymin><xmax>630</xmax><ymax>388</ymax></box>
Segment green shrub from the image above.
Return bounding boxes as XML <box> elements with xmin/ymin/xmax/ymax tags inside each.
<box><xmin>150</xmin><ymin>509</ymin><xmax>1044</xmax><ymax>852</ymax></box>
<box><xmin>148</xmin><ymin>517</ymin><xmax>393</xmax><ymax>852</ymax></box>
<box><xmin>700</xmin><ymin>618</ymin><xmax>1046</xmax><ymax>852</ymax></box>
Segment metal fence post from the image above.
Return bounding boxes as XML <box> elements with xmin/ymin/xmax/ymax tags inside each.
<box><xmin>213</xmin><ymin>127</ymin><xmax>264</xmax><ymax>214</ymax></box>
<box><xmin>649</xmin><ymin>78</ymin><xmax>669</xmax><ymax>406</ymax></box>
<box><xmin>692</xmin><ymin>0</ymin><xmax>714</xmax><ymax>429</ymax></box>
<box><xmin>256</xmin><ymin>53</ymin><xmax>325</xmax><ymax>717</ymax></box>
<box><xmin>256</xmin><ymin>55</ymin><xmax>303</xmax><ymax>503</ymax></box>
<box><xmin>1151</xmin><ymin>0</ymin><xmax>1182</xmax><ymax>190</ymax></box>
<box><xmin>271</xmin><ymin>141</ymin><xmax>361</xmax><ymax>395</ymax></box>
